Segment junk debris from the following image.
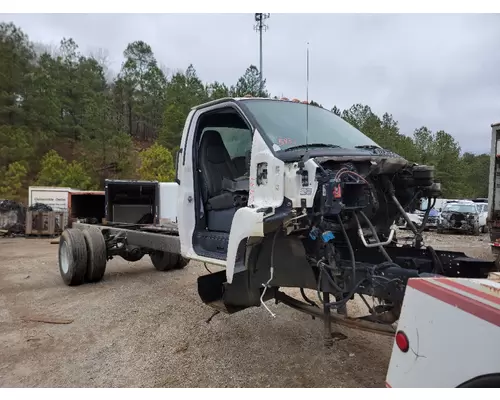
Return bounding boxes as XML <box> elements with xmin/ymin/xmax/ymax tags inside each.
<box><xmin>28</xmin><ymin>203</ymin><xmax>53</xmax><ymax>212</ymax></box>
<box><xmin>26</xmin><ymin>207</ymin><xmax>66</xmax><ymax>237</ymax></box>
<box><xmin>0</xmin><ymin>200</ymin><xmax>26</xmax><ymax>236</ymax></box>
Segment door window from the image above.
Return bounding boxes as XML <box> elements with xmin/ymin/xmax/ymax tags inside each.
<box><xmin>202</xmin><ymin>127</ymin><xmax>252</xmax><ymax>159</ymax></box>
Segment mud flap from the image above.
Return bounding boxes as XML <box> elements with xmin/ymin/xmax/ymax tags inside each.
<box><xmin>197</xmin><ymin>270</ymin><xmax>275</xmax><ymax>314</ymax></box>
<box><xmin>197</xmin><ymin>271</ymin><xmax>246</xmax><ymax>314</ymax></box>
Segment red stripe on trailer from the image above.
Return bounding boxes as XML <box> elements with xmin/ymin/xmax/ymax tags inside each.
<box><xmin>408</xmin><ymin>279</ymin><xmax>500</xmax><ymax>328</ymax></box>
<box><xmin>435</xmin><ymin>278</ymin><xmax>500</xmax><ymax>306</ymax></box>
<box><xmin>385</xmin><ymin>381</ymin><xmax>392</xmax><ymax>388</ymax></box>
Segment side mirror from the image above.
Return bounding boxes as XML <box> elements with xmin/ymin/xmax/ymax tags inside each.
<box><xmin>175</xmin><ymin>149</ymin><xmax>182</xmax><ymax>184</ymax></box>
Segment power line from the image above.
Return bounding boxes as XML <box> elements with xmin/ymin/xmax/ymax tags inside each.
<box><xmin>254</xmin><ymin>13</ymin><xmax>270</xmax><ymax>96</ymax></box>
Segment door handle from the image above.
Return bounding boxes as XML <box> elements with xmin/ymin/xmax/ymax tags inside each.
<box><xmin>187</xmin><ymin>195</ymin><xmax>193</xmax><ymax>203</ymax></box>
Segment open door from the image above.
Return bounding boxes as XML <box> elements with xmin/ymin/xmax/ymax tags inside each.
<box><xmin>225</xmin><ymin>127</ymin><xmax>285</xmax><ymax>283</ymax></box>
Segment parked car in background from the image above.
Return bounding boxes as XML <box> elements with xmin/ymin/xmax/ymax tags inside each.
<box><xmin>396</xmin><ymin>211</ymin><xmax>424</xmax><ymax>229</ymax></box>
<box><xmin>437</xmin><ymin>201</ymin><xmax>482</xmax><ymax>235</ymax></box>
<box><xmin>396</xmin><ymin>208</ymin><xmax>439</xmax><ymax>230</ymax></box>
<box><xmin>474</xmin><ymin>202</ymin><xmax>488</xmax><ymax>232</ymax></box>
<box><xmin>425</xmin><ymin>207</ymin><xmax>440</xmax><ymax>229</ymax></box>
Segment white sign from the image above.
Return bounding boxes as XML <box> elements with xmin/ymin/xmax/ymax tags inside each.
<box><xmin>30</xmin><ymin>190</ymin><xmax>70</xmax><ymax>211</ymax></box>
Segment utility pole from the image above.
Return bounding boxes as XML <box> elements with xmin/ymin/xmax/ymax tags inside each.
<box><xmin>254</xmin><ymin>13</ymin><xmax>270</xmax><ymax>96</ymax></box>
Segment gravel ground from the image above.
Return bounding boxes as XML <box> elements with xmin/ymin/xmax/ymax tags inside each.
<box><xmin>0</xmin><ymin>231</ymin><xmax>493</xmax><ymax>388</ymax></box>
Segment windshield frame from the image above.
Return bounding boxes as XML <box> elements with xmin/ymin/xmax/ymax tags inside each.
<box><xmin>237</xmin><ymin>98</ymin><xmax>380</xmax><ymax>154</ymax></box>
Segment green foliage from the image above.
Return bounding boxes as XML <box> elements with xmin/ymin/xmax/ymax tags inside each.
<box><xmin>36</xmin><ymin>150</ymin><xmax>93</xmax><ymax>189</ymax></box>
<box><xmin>331</xmin><ymin>106</ymin><xmax>341</xmax><ymax>116</ymax></box>
<box><xmin>137</xmin><ymin>142</ymin><xmax>175</xmax><ymax>182</ymax></box>
<box><xmin>207</xmin><ymin>81</ymin><xmax>230</xmax><ymax>100</ymax></box>
<box><xmin>230</xmin><ymin>65</ymin><xmax>268</xmax><ymax>97</ymax></box>
<box><xmin>158</xmin><ymin>65</ymin><xmax>208</xmax><ymax>148</ymax></box>
<box><xmin>460</xmin><ymin>153</ymin><xmax>489</xmax><ymax>198</ymax></box>
<box><xmin>340</xmin><ymin>104</ymin><xmax>418</xmax><ymax>161</ymax></box>
<box><xmin>0</xmin><ymin>125</ymin><xmax>34</xmax><ymax>166</ymax></box>
<box><xmin>0</xmin><ymin>161</ymin><xmax>28</xmax><ymax>200</ymax></box>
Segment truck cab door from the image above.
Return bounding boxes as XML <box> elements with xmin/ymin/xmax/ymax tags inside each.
<box><xmin>225</xmin><ymin>127</ymin><xmax>285</xmax><ymax>283</ymax></box>
<box><xmin>176</xmin><ymin>109</ymin><xmax>203</xmax><ymax>261</ymax></box>
<box><xmin>247</xmin><ymin>128</ymin><xmax>285</xmax><ymax>210</ymax></box>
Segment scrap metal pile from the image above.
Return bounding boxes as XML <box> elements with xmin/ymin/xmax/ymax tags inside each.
<box><xmin>0</xmin><ymin>201</ymin><xmax>54</xmax><ymax>237</ymax></box>
<box><xmin>0</xmin><ymin>200</ymin><xmax>26</xmax><ymax>236</ymax></box>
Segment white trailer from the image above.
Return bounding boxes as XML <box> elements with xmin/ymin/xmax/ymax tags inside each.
<box><xmin>488</xmin><ymin>122</ymin><xmax>500</xmax><ymax>268</ymax></box>
<box><xmin>386</xmin><ymin>276</ymin><xmax>500</xmax><ymax>388</ymax></box>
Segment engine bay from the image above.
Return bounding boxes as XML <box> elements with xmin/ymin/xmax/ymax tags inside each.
<box><xmin>197</xmin><ymin>151</ymin><xmax>496</xmax><ymax>338</ymax></box>
<box><xmin>279</xmin><ymin>154</ymin><xmax>484</xmax><ymax>324</ymax></box>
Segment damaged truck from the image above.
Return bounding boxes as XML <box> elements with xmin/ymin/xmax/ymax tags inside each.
<box><xmin>57</xmin><ymin>97</ymin><xmax>496</xmax><ymax>346</ymax></box>
<box><xmin>437</xmin><ymin>201</ymin><xmax>482</xmax><ymax>235</ymax></box>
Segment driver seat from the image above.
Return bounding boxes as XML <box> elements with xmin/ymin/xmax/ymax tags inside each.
<box><xmin>198</xmin><ymin>130</ymin><xmax>241</xmax><ymax>232</ymax></box>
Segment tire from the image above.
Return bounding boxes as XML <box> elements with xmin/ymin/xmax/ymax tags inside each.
<box><xmin>177</xmin><ymin>256</ymin><xmax>189</xmax><ymax>269</ymax></box>
<box><xmin>151</xmin><ymin>251</ymin><xmax>189</xmax><ymax>271</ymax></box>
<box><xmin>458</xmin><ymin>374</ymin><xmax>500</xmax><ymax>388</ymax></box>
<box><xmin>82</xmin><ymin>228</ymin><xmax>107</xmax><ymax>283</ymax></box>
<box><xmin>58</xmin><ymin>228</ymin><xmax>88</xmax><ymax>286</ymax></box>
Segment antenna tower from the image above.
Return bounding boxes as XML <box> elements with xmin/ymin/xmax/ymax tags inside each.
<box><xmin>254</xmin><ymin>13</ymin><xmax>270</xmax><ymax>96</ymax></box>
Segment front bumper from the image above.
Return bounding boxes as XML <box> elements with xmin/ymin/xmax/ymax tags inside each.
<box><xmin>426</xmin><ymin>216</ymin><xmax>438</xmax><ymax>227</ymax></box>
<box><xmin>439</xmin><ymin>213</ymin><xmax>479</xmax><ymax>232</ymax></box>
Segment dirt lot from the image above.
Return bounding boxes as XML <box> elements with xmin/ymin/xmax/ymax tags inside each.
<box><xmin>0</xmin><ymin>231</ymin><xmax>493</xmax><ymax>388</ymax></box>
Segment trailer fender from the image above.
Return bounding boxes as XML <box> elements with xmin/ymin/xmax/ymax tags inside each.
<box><xmin>226</xmin><ymin>207</ymin><xmax>264</xmax><ymax>284</ymax></box>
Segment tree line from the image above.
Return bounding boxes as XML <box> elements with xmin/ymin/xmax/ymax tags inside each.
<box><xmin>0</xmin><ymin>21</ymin><xmax>489</xmax><ymax>202</ymax></box>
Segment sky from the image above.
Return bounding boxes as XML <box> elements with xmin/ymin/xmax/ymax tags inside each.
<box><xmin>2</xmin><ymin>13</ymin><xmax>500</xmax><ymax>154</ymax></box>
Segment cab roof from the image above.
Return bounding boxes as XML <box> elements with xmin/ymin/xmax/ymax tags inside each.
<box><xmin>192</xmin><ymin>95</ymin><xmax>313</xmax><ymax>111</ymax></box>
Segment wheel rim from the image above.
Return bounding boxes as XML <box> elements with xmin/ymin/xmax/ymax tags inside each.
<box><xmin>60</xmin><ymin>241</ymin><xmax>70</xmax><ymax>274</ymax></box>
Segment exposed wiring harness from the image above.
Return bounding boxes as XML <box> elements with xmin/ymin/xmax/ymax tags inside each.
<box><xmin>337</xmin><ymin>214</ymin><xmax>356</xmax><ymax>284</ymax></box>
<box><xmin>300</xmin><ymin>288</ymin><xmax>319</xmax><ymax>308</ymax></box>
<box><xmin>317</xmin><ymin>260</ymin><xmax>403</xmax><ymax>309</ymax></box>
<box><xmin>260</xmin><ymin>228</ymin><xmax>281</xmax><ymax>318</ymax></box>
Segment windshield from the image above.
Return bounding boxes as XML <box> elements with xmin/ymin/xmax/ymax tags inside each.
<box><xmin>443</xmin><ymin>204</ymin><xmax>477</xmax><ymax>213</ymax></box>
<box><xmin>240</xmin><ymin>99</ymin><xmax>379</xmax><ymax>151</ymax></box>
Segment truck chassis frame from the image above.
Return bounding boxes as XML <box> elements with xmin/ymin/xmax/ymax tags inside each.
<box><xmin>58</xmin><ymin>221</ymin><xmax>496</xmax><ymax>348</ymax></box>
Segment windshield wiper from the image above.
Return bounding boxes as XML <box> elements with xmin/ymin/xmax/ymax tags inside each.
<box><xmin>354</xmin><ymin>145</ymin><xmax>382</xmax><ymax>150</ymax></box>
<box><xmin>283</xmin><ymin>143</ymin><xmax>341</xmax><ymax>152</ymax></box>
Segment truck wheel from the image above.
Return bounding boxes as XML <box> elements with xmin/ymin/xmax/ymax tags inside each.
<box><xmin>59</xmin><ymin>228</ymin><xmax>88</xmax><ymax>286</ymax></box>
<box><xmin>151</xmin><ymin>251</ymin><xmax>188</xmax><ymax>271</ymax></box>
<box><xmin>83</xmin><ymin>228</ymin><xmax>107</xmax><ymax>283</ymax></box>
<box><xmin>177</xmin><ymin>256</ymin><xmax>189</xmax><ymax>269</ymax></box>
